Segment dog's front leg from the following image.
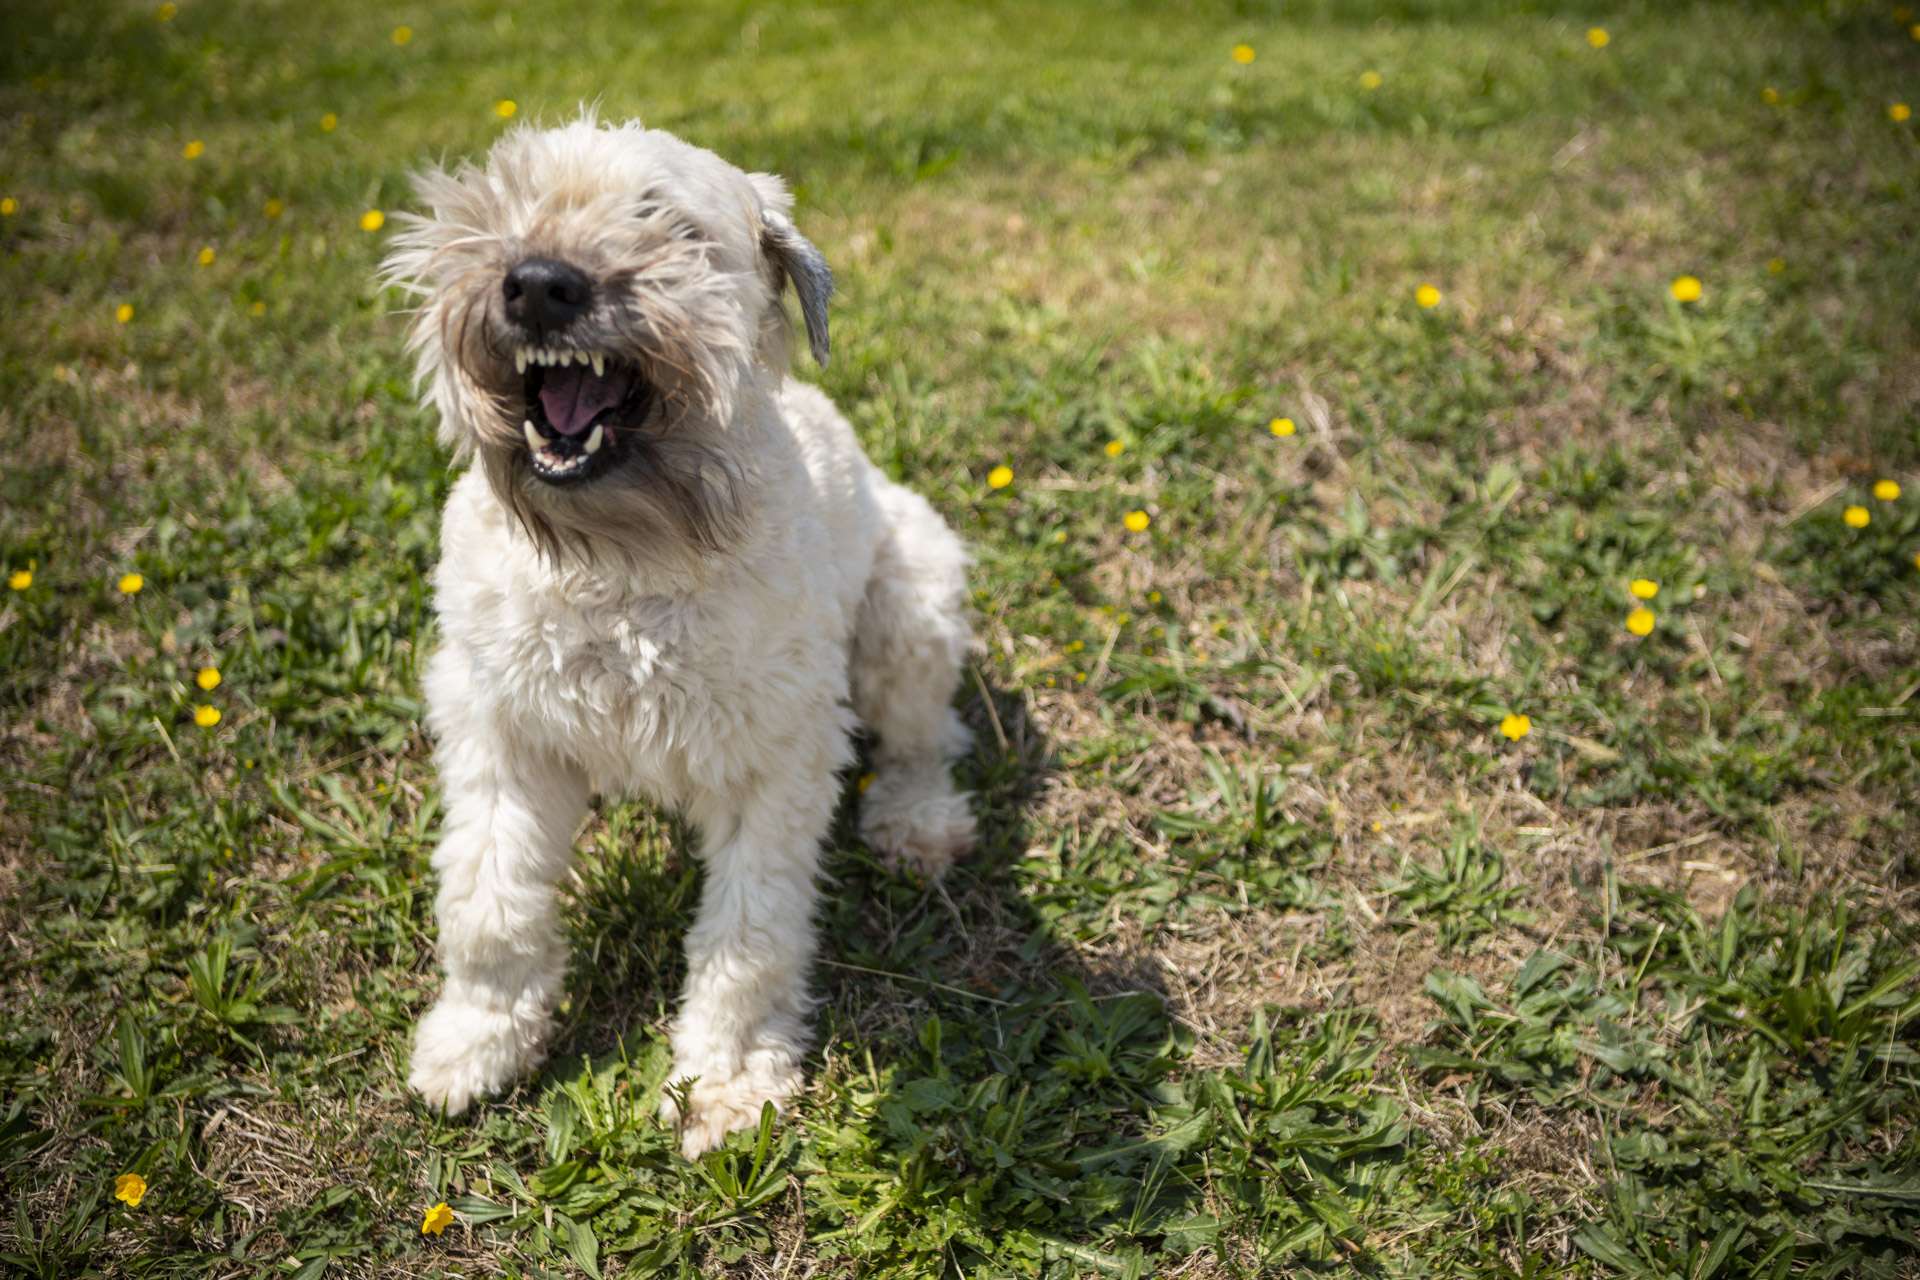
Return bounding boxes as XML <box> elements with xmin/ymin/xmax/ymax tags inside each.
<box><xmin>664</xmin><ymin>749</ymin><xmax>840</xmax><ymax>1158</ymax></box>
<box><xmin>410</xmin><ymin>686</ymin><xmax>589</xmax><ymax>1115</ymax></box>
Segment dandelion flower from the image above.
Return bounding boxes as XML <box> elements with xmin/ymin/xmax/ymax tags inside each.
<box><xmin>1670</xmin><ymin>275</ymin><xmax>1702</xmax><ymax>303</ymax></box>
<box><xmin>1359</xmin><ymin>69</ymin><xmax>1383</xmax><ymax>91</ymax></box>
<box><xmin>1766</xmin><ymin>257</ymin><xmax>1786</xmax><ymax>275</ymax></box>
<box><xmin>495</xmin><ymin>99</ymin><xmax>517</xmax><ymax>119</ymax></box>
<box><xmin>1147</xmin><ymin>590</ymin><xmax>1162</xmax><ymax>604</ymax></box>
<box><xmin>1911</xmin><ymin>22</ymin><xmax>1920</xmax><ymax>41</ymax></box>
<box><xmin>1586</xmin><ymin>27</ymin><xmax>1609</xmax><ymax>47</ymax></box>
<box><xmin>320</xmin><ymin>112</ymin><xmax>339</xmax><ymax>132</ymax></box>
<box><xmin>1629</xmin><ymin>578</ymin><xmax>1659</xmax><ymax>600</ymax></box>
<box><xmin>1104</xmin><ymin>439</ymin><xmax>1125</xmax><ymax>458</ymax></box>
<box><xmin>115</xmin><ymin>303</ymin><xmax>134</xmax><ymax>324</ymax></box>
<box><xmin>1499</xmin><ymin>713</ymin><xmax>1531</xmax><ymax>741</ymax></box>
<box><xmin>155</xmin><ymin>2</ymin><xmax>177</xmax><ymax>19</ymax></box>
<box><xmin>8</xmin><ymin>569</ymin><xmax>30</xmax><ymax>590</ymax></box>
<box><xmin>421</xmin><ymin>1201</ymin><xmax>453</xmax><ymax>1236</ymax></box>
<box><xmin>1269</xmin><ymin>416</ymin><xmax>1296</xmax><ymax>437</ymax></box>
<box><xmin>249</xmin><ymin>300</ymin><xmax>266</xmax><ymax>317</ymax></box>
<box><xmin>1913</xmin><ymin>550</ymin><xmax>1920</xmax><ymax>572</ymax></box>
<box><xmin>1123</xmin><ymin>510</ymin><xmax>1151</xmax><ymax>533</ymax></box>
<box><xmin>193</xmin><ymin>705</ymin><xmax>221</xmax><ymax>728</ymax></box>
<box><xmin>1231</xmin><ymin>44</ymin><xmax>1255</xmax><ymax>64</ymax></box>
<box><xmin>263</xmin><ymin>197</ymin><xmax>284</xmax><ymax>219</ymax></box>
<box><xmin>1843</xmin><ymin>504</ymin><xmax>1870</xmax><ymax>529</ymax></box>
<box><xmin>1415</xmin><ymin>283</ymin><xmax>1442</xmax><ymax>309</ymax></box>
<box><xmin>391</xmin><ymin>24</ymin><xmax>413</xmax><ymax>45</ymax></box>
<box><xmin>1625</xmin><ymin>606</ymin><xmax>1655</xmax><ymax>637</ymax></box>
<box><xmin>1892</xmin><ymin>103</ymin><xmax>1913</xmax><ymax>123</ymax></box>
<box><xmin>196</xmin><ymin>666</ymin><xmax>221</xmax><ymax>691</ymax></box>
<box><xmin>1874</xmin><ymin>479</ymin><xmax>1901</xmax><ymax>501</ymax></box>
<box><xmin>117</xmin><ymin>573</ymin><xmax>144</xmax><ymax>595</ymax></box>
<box><xmin>114</xmin><ymin>1173</ymin><xmax>147</xmax><ymax>1207</ymax></box>
<box><xmin>0</xmin><ymin>197</ymin><xmax>16</xmax><ymax>216</ymax></box>
<box><xmin>987</xmin><ymin>464</ymin><xmax>1013</xmax><ymax>490</ymax></box>
<box><xmin>360</xmin><ymin>209</ymin><xmax>385</xmax><ymax>232</ymax></box>
<box><xmin>196</xmin><ymin>246</ymin><xmax>215</xmax><ymax>267</ymax></box>
<box><xmin>1761</xmin><ymin>86</ymin><xmax>1781</xmax><ymax>105</ymax></box>
<box><xmin>182</xmin><ymin>139</ymin><xmax>204</xmax><ymax>160</ymax></box>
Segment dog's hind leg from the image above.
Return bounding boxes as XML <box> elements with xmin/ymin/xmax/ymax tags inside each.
<box><xmin>408</xmin><ymin>643</ymin><xmax>589</xmax><ymax>1115</ymax></box>
<box><xmin>851</xmin><ymin>482</ymin><xmax>977</xmax><ymax>878</ymax></box>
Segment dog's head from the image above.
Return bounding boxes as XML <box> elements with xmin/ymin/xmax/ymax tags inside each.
<box><xmin>382</xmin><ymin>113</ymin><xmax>832</xmax><ymax>564</ymax></box>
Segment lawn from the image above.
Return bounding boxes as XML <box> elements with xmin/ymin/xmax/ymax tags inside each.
<box><xmin>3</xmin><ymin>0</ymin><xmax>1919</xmax><ymax>1275</ymax></box>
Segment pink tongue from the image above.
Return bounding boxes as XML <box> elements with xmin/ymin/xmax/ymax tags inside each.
<box><xmin>538</xmin><ymin>363</ymin><xmax>634</xmax><ymax>436</ymax></box>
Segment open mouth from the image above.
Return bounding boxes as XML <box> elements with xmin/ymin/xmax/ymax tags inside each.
<box><xmin>516</xmin><ymin>345</ymin><xmax>653</xmax><ymax>485</ymax></box>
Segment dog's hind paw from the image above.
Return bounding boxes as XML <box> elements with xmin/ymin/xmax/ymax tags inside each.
<box><xmin>859</xmin><ymin>763</ymin><xmax>976</xmax><ymax>879</ymax></box>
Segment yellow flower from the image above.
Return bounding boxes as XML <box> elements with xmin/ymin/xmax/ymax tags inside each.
<box><xmin>182</xmin><ymin>139</ymin><xmax>204</xmax><ymax>160</ymax></box>
<box><xmin>1359</xmin><ymin>69</ymin><xmax>1383</xmax><ymax>91</ymax></box>
<box><xmin>495</xmin><ymin>99</ymin><xmax>517</xmax><ymax>119</ymax></box>
<box><xmin>1065</xmin><ymin>639</ymin><xmax>1085</xmax><ymax>653</ymax></box>
<box><xmin>115</xmin><ymin>303</ymin><xmax>134</xmax><ymax>324</ymax></box>
<box><xmin>249</xmin><ymin>300</ymin><xmax>266</xmax><ymax>317</ymax></box>
<box><xmin>1766</xmin><ymin>257</ymin><xmax>1785</xmax><ymax>274</ymax></box>
<box><xmin>1499</xmin><ymin>713</ymin><xmax>1531</xmax><ymax>741</ymax></box>
<box><xmin>1843</xmin><ymin>504</ymin><xmax>1870</xmax><ymax>529</ymax></box>
<box><xmin>1269</xmin><ymin>416</ymin><xmax>1296</xmax><ymax>437</ymax></box>
<box><xmin>1586</xmin><ymin>27</ymin><xmax>1609</xmax><ymax>48</ymax></box>
<box><xmin>320</xmin><ymin>112</ymin><xmax>339</xmax><ymax>132</ymax></box>
<box><xmin>857</xmin><ymin>772</ymin><xmax>875</xmax><ymax>793</ymax></box>
<box><xmin>1415</xmin><ymin>283</ymin><xmax>1442</xmax><ymax>309</ymax></box>
<box><xmin>360</xmin><ymin>209</ymin><xmax>385</xmax><ymax>232</ymax></box>
<box><xmin>8</xmin><ymin>569</ymin><xmax>30</xmax><ymax>591</ymax></box>
<box><xmin>1147</xmin><ymin>590</ymin><xmax>1162</xmax><ymax>604</ymax></box>
<box><xmin>391</xmin><ymin>24</ymin><xmax>413</xmax><ymax>45</ymax></box>
<box><xmin>193</xmin><ymin>705</ymin><xmax>221</xmax><ymax>728</ymax></box>
<box><xmin>1761</xmin><ymin>86</ymin><xmax>1781</xmax><ymax>105</ymax></box>
<box><xmin>1231</xmin><ymin>43</ymin><xmax>1255</xmax><ymax>64</ymax></box>
<box><xmin>1892</xmin><ymin>103</ymin><xmax>1913</xmax><ymax>123</ymax></box>
<box><xmin>1625</xmin><ymin>606</ymin><xmax>1655</xmax><ymax>637</ymax></box>
<box><xmin>1123</xmin><ymin>509</ymin><xmax>1151</xmax><ymax>533</ymax></box>
<box><xmin>1670</xmin><ymin>275</ymin><xmax>1702</xmax><ymax>303</ymax></box>
<box><xmin>196</xmin><ymin>246</ymin><xmax>215</xmax><ymax>267</ymax></box>
<box><xmin>421</xmin><ymin>1201</ymin><xmax>453</xmax><ymax>1236</ymax></box>
<box><xmin>987</xmin><ymin>464</ymin><xmax>1013</xmax><ymax>490</ymax></box>
<box><xmin>117</xmin><ymin>573</ymin><xmax>144</xmax><ymax>595</ymax></box>
<box><xmin>0</xmin><ymin>197</ymin><xmax>16</xmax><ymax>216</ymax></box>
<box><xmin>1629</xmin><ymin>578</ymin><xmax>1659</xmax><ymax>600</ymax></box>
<box><xmin>114</xmin><ymin>1173</ymin><xmax>147</xmax><ymax>1207</ymax></box>
<box><xmin>1074</xmin><ymin>671</ymin><xmax>1087</xmax><ymax>683</ymax></box>
<box><xmin>1873</xmin><ymin>479</ymin><xmax>1901</xmax><ymax>502</ymax></box>
<box><xmin>1912</xmin><ymin>23</ymin><xmax>1920</xmax><ymax>41</ymax></box>
<box><xmin>1913</xmin><ymin>550</ymin><xmax>1920</xmax><ymax>572</ymax></box>
<box><xmin>155</xmin><ymin>2</ymin><xmax>177</xmax><ymax>19</ymax></box>
<box><xmin>196</xmin><ymin>666</ymin><xmax>221</xmax><ymax>691</ymax></box>
<box><xmin>263</xmin><ymin>197</ymin><xmax>285</xmax><ymax>219</ymax></box>
<box><xmin>1104</xmin><ymin>439</ymin><xmax>1125</xmax><ymax>458</ymax></box>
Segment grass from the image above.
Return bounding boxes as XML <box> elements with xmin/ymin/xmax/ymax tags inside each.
<box><xmin>3</xmin><ymin>0</ymin><xmax>1919</xmax><ymax>1275</ymax></box>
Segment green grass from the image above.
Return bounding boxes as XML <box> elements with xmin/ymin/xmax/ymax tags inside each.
<box><xmin>3</xmin><ymin>0</ymin><xmax>1919</xmax><ymax>1275</ymax></box>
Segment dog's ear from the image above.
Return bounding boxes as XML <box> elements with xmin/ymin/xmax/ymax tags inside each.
<box><xmin>750</xmin><ymin>175</ymin><xmax>833</xmax><ymax>367</ymax></box>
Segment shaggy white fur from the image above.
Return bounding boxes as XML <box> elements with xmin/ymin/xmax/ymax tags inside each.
<box><xmin>383</xmin><ymin>115</ymin><xmax>976</xmax><ymax>1156</ymax></box>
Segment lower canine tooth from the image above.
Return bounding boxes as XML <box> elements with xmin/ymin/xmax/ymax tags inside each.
<box><xmin>584</xmin><ymin>424</ymin><xmax>604</xmax><ymax>454</ymax></box>
<box><xmin>523</xmin><ymin>420</ymin><xmax>542</xmax><ymax>451</ymax></box>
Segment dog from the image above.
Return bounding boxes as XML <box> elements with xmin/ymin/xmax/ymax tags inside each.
<box><xmin>381</xmin><ymin>114</ymin><xmax>976</xmax><ymax>1156</ymax></box>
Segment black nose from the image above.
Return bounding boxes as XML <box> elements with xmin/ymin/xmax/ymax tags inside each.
<box><xmin>503</xmin><ymin>258</ymin><xmax>593</xmax><ymax>333</ymax></box>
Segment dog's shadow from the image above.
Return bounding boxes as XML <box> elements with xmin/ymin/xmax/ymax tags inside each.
<box><xmin>541</xmin><ymin>672</ymin><xmax>1204</xmax><ymax>1250</ymax></box>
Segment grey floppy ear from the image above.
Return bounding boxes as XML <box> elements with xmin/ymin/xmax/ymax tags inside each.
<box><xmin>761</xmin><ymin>209</ymin><xmax>833</xmax><ymax>367</ymax></box>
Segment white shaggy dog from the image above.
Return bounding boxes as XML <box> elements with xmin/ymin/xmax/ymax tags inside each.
<box><xmin>381</xmin><ymin>115</ymin><xmax>976</xmax><ymax>1156</ymax></box>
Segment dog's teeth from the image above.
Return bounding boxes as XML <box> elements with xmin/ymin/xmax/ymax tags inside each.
<box><xmin>557</xmin><ymin>350</ymin><xmax>572</xmax><ymax>367</ymax></box>
<box><xmin>515</xmin><ymin>349</ymin><xmax>528</xmax><ymax>374</ymax></box>
<box><xmin>590</xmin><ymin>352</ymin><xmax>605</xmax><ymax>378</ymax></box>
<box><xmin>524</xmin><ymin>419</ymin><xmax>544</xmax><ymax>451</ymax></box>
<box><xmin>584</xmin><ymin>423</ymin><xmax>604</xmax><ymax>454</ymax></box>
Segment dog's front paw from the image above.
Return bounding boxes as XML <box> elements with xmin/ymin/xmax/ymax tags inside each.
<box><xmin>409</xmin><ymin>998</ymin><xmax>548</xmax><ymax>1115</ymax></box>
<box><xmin>860</xmin><ymin>765</ymin><xmax>976</xmax><ymax>879</ymax></box>
<box><xmin>659</xmin><ymin>1065</ymin><xmax>801</xmax><ymax>1159</ymax></box>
